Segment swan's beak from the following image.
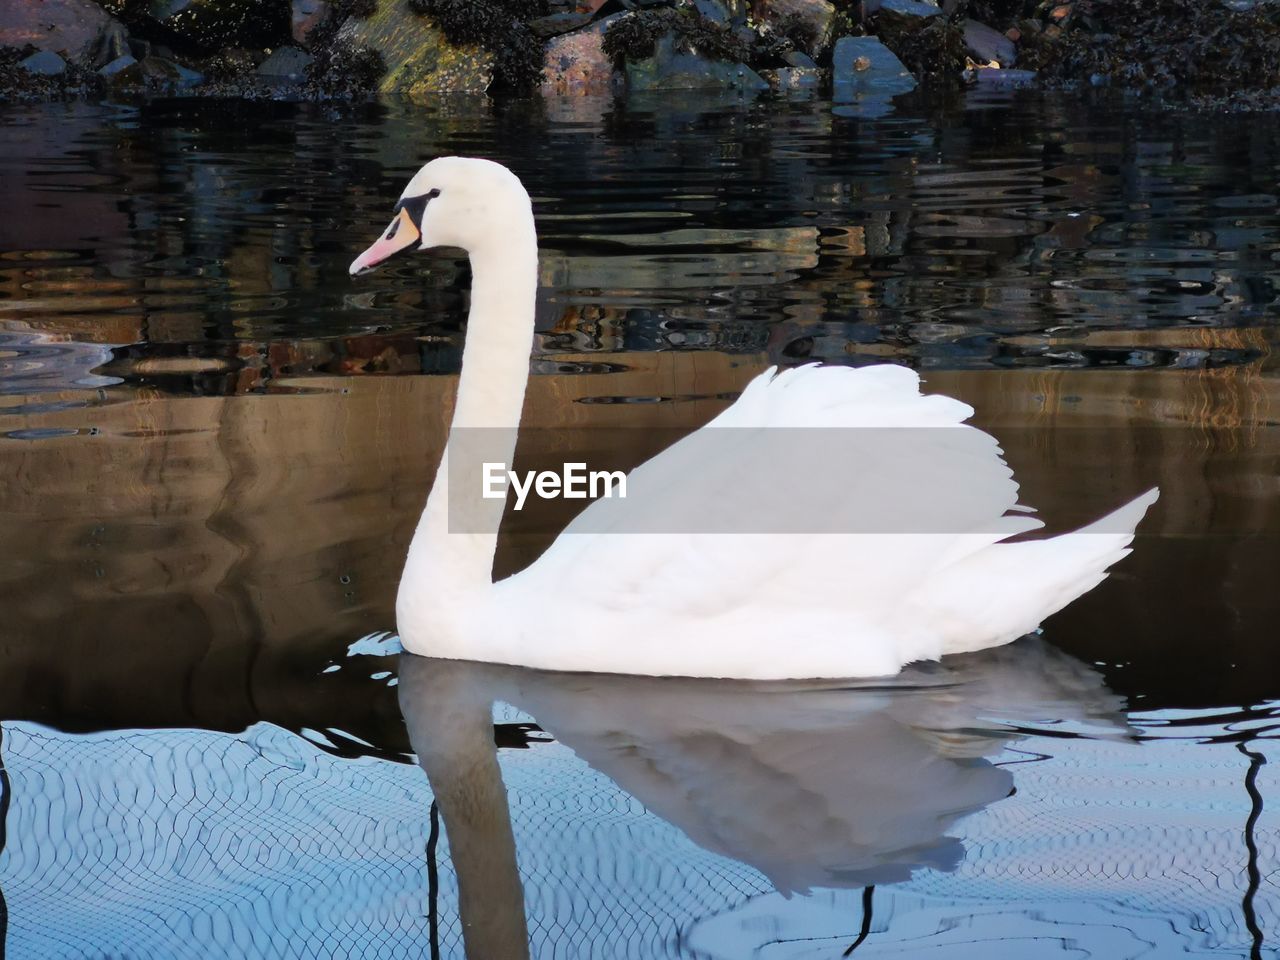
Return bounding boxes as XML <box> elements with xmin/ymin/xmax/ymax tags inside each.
<box><xmin>350</xmin><ymin>208</ymin><xmax>420</xmax><ymax>276</ymax></box>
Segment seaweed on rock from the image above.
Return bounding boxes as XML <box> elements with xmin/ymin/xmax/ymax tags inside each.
<box><xmin>1020</xmin><ymin>0</ymin><xmax>1280</xmax><ymax>94</ymax></box>
<box><xmin>306</xmin><ymin>37</ymin><xmax>384</xmax><ymax>95</ymax></box>
<box><xmin>408</xmin><ymin>0</ymin><xmax>549</xmax><ymax>92</ymax></box>
<box><xmin>601</xmin><ymin>9</ymin><xmax>677</xmax><ymax>62</ymax></box>
<box><xmin>303</xmin><ymin>0</ymin><xmax>378</xmax><ymax>55</ymax></box>
<box><xmin>0</xmin><ymin>47</ymin><xmax>103</xmax><ymax>102</ymax></box>
<box><xmin>875</xmin><ymin>12</ymin><xmax>968</xmax><ymax>85</ymax></box>
<box><xmin>601</xmin><ymin>8</ymin><xmax>785</xmax><ymax>68</ymax></box>
<box><xmin>775</xmin><ymin>11</ymin><xmax>820</xmax><ymax>56</ymax></box>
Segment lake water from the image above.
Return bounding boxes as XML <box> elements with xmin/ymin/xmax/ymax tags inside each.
<box><xmin>0</xmin><ymin>90</ymin><xmax>1277</xmax><ymax>958</ymax></box>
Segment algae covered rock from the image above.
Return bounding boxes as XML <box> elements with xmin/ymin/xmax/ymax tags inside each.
<box><xmin>337</xmin><ymin>0</ymin><xmax>492</xmax><ymax>96</ymax></box>
<box><xmin>624</xmin><ymin>33</ymin><xmax>768</xmax><ymax>91</ymax></box>
<box><xmin>102</xmin><ymin>0</ymin><xmax>289</xmax><ymax>51</ymax></box>
<box><xmin>758</xmin><ymin>0</ymin><xmax>836</xmax><ymax>56</ymax></box>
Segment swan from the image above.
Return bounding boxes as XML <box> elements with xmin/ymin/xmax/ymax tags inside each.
<box><xmin>350</xmin><ymin>156</ymin><xmax>1158</xmax><ymax>679</ymax></box>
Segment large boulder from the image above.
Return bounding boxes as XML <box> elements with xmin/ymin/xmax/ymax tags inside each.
<box><xmin>0</xmin><ymin>0</ymin><xmax>117</xmax><ymax>59</ymax></box>
<box><xmin>624</xmin><ymin>33</ymin><xmax>768</xmax><ymax>92</ymax></box>
<box><xmin>541</xmin><ymin>19</ymin><xmax>618</xmax><ymax>95</ymax></box>
<box><xmin>832</xmin><ymin>35</ymin><xmax>916</xmax><ymax>97</ymax></box>
<box><xmin>337</xmin><ymin>0</ymin><xmax>493</xmax><ymax>97</ymax></box>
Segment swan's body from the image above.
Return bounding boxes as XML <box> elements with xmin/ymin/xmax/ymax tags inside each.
<box><xmin>351</xmin><ymin>157</ymin><xmax>1157</xmax><ymax>680</ymax></box>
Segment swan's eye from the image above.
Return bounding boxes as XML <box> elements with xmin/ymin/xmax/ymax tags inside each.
<box><xmin>393</xmin><ymin>188</ymin><xmax>441</xmax><ymax>229</ymax></box>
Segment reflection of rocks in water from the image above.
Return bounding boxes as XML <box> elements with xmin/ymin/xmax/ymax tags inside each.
<box><xmin>6</xmin><ymin>99</ymin><xmax>1278</xmax><ymax>387</ymax></box>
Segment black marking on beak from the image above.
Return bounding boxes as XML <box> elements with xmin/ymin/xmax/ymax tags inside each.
<box><xmin>393</xmin><ymin>187</ymin><xmax>441</xmax><ymax>231</ymax></box>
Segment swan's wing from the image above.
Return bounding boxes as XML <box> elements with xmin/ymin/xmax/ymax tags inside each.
<box><xmin>514</xmin><ymin>364</ymin><xmax>1042</xmax><ymax>619</ymax></box>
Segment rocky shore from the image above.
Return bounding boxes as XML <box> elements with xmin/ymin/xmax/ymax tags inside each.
<box><xmin>2</xmin><ymin>0</ymin><xmax>1279</xmax><ymax>105</ymax></box>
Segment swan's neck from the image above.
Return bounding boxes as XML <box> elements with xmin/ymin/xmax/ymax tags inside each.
<box><xmin>399</xmin><ymin>229</ymin><xmax>539</xmax><ymax>630</ymax></box>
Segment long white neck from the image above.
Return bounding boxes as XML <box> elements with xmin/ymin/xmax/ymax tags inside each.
<box><xmin>397</xmin><ymin>220</ymin><xmax>539</xmax><ymax>639</ymax></box>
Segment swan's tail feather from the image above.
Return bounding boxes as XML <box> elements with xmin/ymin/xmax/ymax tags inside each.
<box><xmin>926</xmin><ymin>487</ymin><xmax>1159</xmax><ymax>658</ymax></box>
<box><xmin>1076</xmin><ymin>486</ymin><xmax>1160</xmax><ymax>537</ymax></box>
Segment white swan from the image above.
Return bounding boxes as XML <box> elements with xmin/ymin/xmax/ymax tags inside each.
<box><xmin>350</xmin><ymin>156</ymin><xmax>1158</xmax><ymax>680</ymax></box>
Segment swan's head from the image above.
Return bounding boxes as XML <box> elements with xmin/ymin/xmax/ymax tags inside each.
<box><xmin>349</xmin><ymin>156</ymin><xmax>532</xmax><ymax>276</ymax></box>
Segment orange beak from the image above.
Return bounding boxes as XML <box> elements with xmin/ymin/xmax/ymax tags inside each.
<box><xmin>350</xmin><ymin>207</ymin><xmax>421</xmax><ymax>276</ymax></box>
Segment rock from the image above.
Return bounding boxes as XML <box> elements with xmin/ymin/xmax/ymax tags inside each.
<box><xmin>291</xmin><ymin>0</ymin><xmax>330</xmax><ymax>44</ymax></box>
<box><xmin>541</xmin><ymin>18</ymin><xmax>618</xmax><ymax>95</ymax></box>
<box><xmin>529</xmin><ymin>12</ymin><xmax>594</xmax><ymax>38</ymax></box>
<box><xmin>140</xmin><ymin>55</ymin><xmax>202</xmax><ymax>85</ymax></box>
<box><xmin>774</xmin><ymin>66</ymin><xmax>821</xmax><ymax>92</ymax></box>
<box><xmin>19</xmin><ymin>51</ymin><xmax>68</xmax><ymax>76</ymax></box>
<box><xmin>969</xmin><ymin>66</ymin><xmax>1036</xmax><ymax>87</ymax></box>
<box><xmin>760</xmin><ymin>0</ymin><xmax>835</xmax><ymax>54</ymax></box>
<box><xmin>879</xmin><ymin>0</ymin><xmax>943</xmax><ymax>18</ymax></box>
<box><xmin>136</xmin><ymin>0</ymin><xmax>287</xmax><ymax>50</ymax></box>
<box><xmin>963</xmin><ymin>19</ymin><xmax>1015</xmax><ymax>66</ymax></box>
<box><xmin>128</xmin><ymin>37</ymin><xmax>151</xmax><ymax>60</ymax></box>
<box><xmin>97</xmin><ymin>52</ymin><xmax>138</xmax><ymax>80</ymax></box>
<box><xmin>92</xmin><ymin>20</ymin><xmax>131</xmax><ymax>68</ymax></box>
<box><xmin>256</xmin><ymin>46</ymin><xmax>314</xmax><ymax>79</ymax></box>
<box><xmin>693</xmin><ymin>0</ymin><xmax>732</xmax><ymax>23</ymax></box>
<box><xmin>98</xmin><ymin>53</ymin><xmax>204</xmax><ymax>89</ymax></box>
<box><xmin>172</xmin><ymin>61</ymin><xmax>205</xmax><ymax>86</ymax></box>
<box><xmin>624</xmin><ymin>33</ymin><xmax>768</xmax><ymax>92</ymax></box>
<box><xmin>337</xmin><ymin>0</ymin><xmax>493</xmax><ymax>97</ymax></box>
<box><xmin>0</xmin><ymin>0</ymin><xmax>116</xmax><ymax>59</ymax></box>
<box><xmin>832</xmin><ymin>35</ymin><xmax>915</xmax><ymax>97</ymax></box>
<box><xmin>783</xmin><ymin>49</ymin><xmax>817</xmax><ymax>68</ymax></box>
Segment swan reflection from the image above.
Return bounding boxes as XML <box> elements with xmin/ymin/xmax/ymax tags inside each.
<box><xmin>397</xmin><ymin>640</ymin><xmax>1125</xmax><ymax>957</ymax></box>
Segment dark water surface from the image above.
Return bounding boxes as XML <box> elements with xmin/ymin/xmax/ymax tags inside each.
<box><xmin>0</xmin><ymin>91</ymin><xmax>1278</xmax><ymax>958</ymax></box>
